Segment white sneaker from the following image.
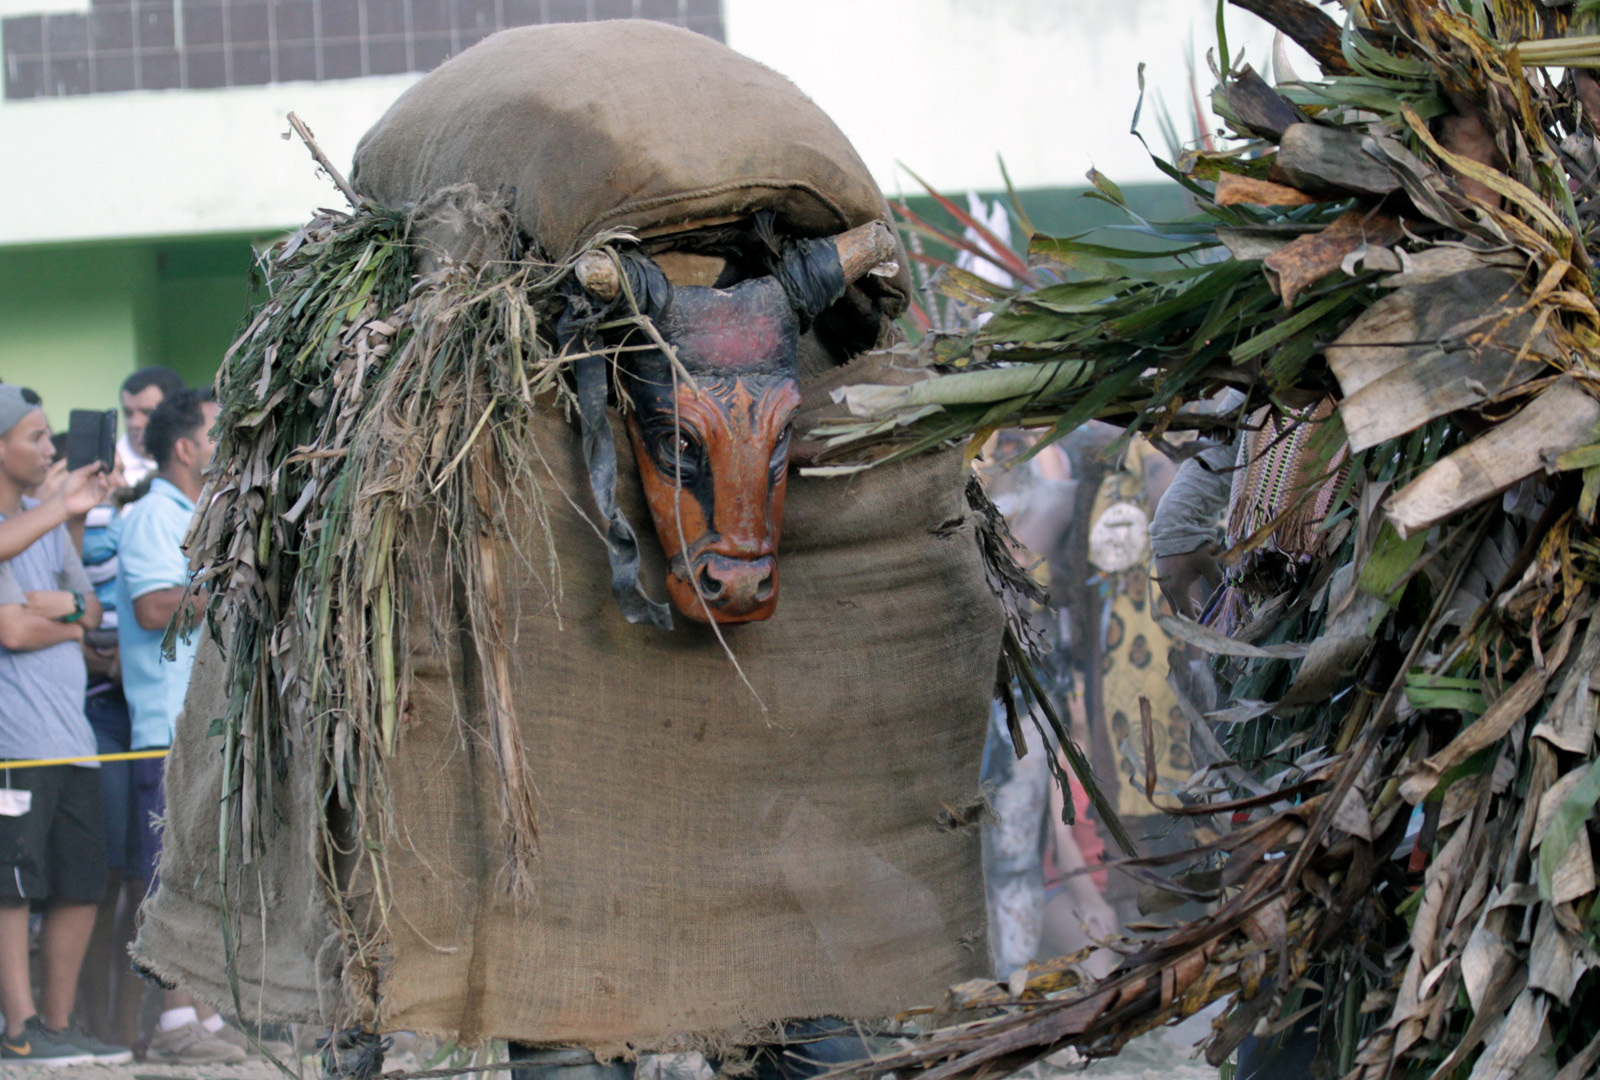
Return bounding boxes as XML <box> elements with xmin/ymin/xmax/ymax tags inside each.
<box><xmin>146</xmin><ymin>1020</ymin><xmax>249</xmax><ymax>1064</ymax></box>
<box><xmin>213</xmin><ymin>1021</ymin><xmax>296</xmax><ymax>1060</ymax></box>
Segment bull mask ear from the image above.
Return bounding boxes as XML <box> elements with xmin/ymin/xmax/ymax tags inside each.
<box><xmin>774</xmin><ymin>221</ymin><xmax>898</xmax><ymax>330</ymax></box>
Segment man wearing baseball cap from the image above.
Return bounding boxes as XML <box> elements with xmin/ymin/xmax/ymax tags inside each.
<box><xmin>0</xmin><ymin>384</ymin><xmax>131</xmax><ymax>1066</ymax></box>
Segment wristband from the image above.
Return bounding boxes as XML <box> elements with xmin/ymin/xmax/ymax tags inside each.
<box><xmin>59</xmin><ymin>590</ymin><xmax>85</xmax><ymax>624</ymax></box>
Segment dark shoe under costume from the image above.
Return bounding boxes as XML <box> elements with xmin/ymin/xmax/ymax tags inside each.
<box><xmin>510</xmin><ymin>1045</ymin><xmax>634</xmax><ymax>1080</ymax></box>
<box><xmin>509</xmin><ymin>1019</ymin><xmax>882</xmax><ymax>1080</ymax></box>
<box><xmin>747</xmin><ymin>1018</ymin><xmax>882</xmax><ymax>1080</ymax></box>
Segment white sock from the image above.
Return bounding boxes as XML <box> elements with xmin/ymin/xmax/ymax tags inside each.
<box><xmin>200</xmin><ymin>1014</ymin><xmax>226</xmax><ymax>1034</ymax></box>
<box><xmin>158</xmin><ymin>1007</ymin><xmax>198</xmax><ymax>1032</ymax></box>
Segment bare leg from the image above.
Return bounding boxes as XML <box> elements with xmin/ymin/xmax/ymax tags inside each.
<box><xmin>980</xmin><ymin>708</ymin><xmax>1049</xmax><ymax>978</ymax></box>
<box><xmin>1042</xmin><ymin>760</ymin><xmax>1119</xmax><ymax>980</ymax></box>
<box><xmin>39</xmin><ymin>900</ymin><xmax>97</xmax><ymax>1030</ymax></box>
<box><xmin>0</xmin><ymin>901</ymin><xmax>35</xmax><ymax>1038</ymax></box>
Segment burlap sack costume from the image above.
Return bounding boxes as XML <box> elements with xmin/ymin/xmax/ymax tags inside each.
<box><xmin>134</xmin><ymin>21</ymin><xmax>1002</xmax><ymax>1053</ymax></box>
<box><xmin>350</xmin><ymin>20</ymin><xmax>912</xmax><ymax>307</ymax></box>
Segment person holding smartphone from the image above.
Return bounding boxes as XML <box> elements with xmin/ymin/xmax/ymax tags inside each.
<box><xmin>0</xmin><ymin>459</ymin><xmax>111</xmax><ymax>563</ymax></box>
<box><xmin>0</xmin><ymin>384</ymin><xmax>131</xmax><ymax>1066</ymax></box>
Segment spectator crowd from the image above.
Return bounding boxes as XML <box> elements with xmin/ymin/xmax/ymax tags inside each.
<box><xmin>0</xmin><ymin>370</ymin><xmax>279</xmax><ymax>1067</ymax></box>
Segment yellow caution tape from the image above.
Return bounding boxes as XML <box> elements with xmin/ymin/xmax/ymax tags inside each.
<box><xmin>0</xmin><ymin>749</ymin><xmax>169</xmax><ymax>770</ymax></box>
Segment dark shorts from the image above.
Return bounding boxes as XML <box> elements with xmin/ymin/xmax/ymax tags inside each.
<box><xmin>129</xmin><ymin>755</ymin><xmax>166</xmax><ymax>885</ymax></box>
<box><xmin>86</xmin><ymin>687</ymin><xmax>137</xmax><ymax>875</ymax></box>
<box><xmin>0</xmin><ymin>764</ymin><xmax>108</xmax><ymax>904</ymax></box>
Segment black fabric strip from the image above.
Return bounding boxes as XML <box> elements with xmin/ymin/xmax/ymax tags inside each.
<box><xmin>573</xmin><ymin>351</ymin><xmax>672</xmax><ymax>630</ymax></box>
<box><xmin>557</xmin><ymin>265</ymin><xmax>674</xmax><ymax>631</ymax></box>
<box><xmin>772</xmin><ymin>237</ymin><xmax>846</xmax><ymax>331</ymax></box>
<box><xmin>617</xmin><ymin>251</ymin><xmax>675</xmax><ymax>320</ymax></box>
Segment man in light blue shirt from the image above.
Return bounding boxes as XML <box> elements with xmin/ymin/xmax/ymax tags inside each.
<box><xmin>114</xmin><ymin>386</ymin><xmax>246</xmax><ymax>1066</ymax></box>
<box><xmin>115</xmin><ymin>390</ymin><xmax>214</xmax><ymax>757</ymax></box>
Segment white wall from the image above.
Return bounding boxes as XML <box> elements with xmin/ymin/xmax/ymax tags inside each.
<box><xmin>0</xmin><ymin>0</ymin><xmax>87</xmax><ymax>17</ymax></box>
<box><xmin>725</xmin><ymin>0</ymin><xmax>1295</xmax><ymax>199</ymax></box>
<box><xmin>0</xmin><ymin>0</ymin><xmax>1303</xmax><ymax>246</ymax></box>
<box><xmin>0</xmin><ymin>75</ymin><xmax>418</xmax><ymax>244</ymax></box>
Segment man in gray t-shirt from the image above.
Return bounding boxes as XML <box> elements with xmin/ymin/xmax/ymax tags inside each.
<box><xmin>0</xmin><ymin>384</ymin><xmax>129</xmax><ymax>1067</ymax></box>
<box><xmin>0</xmin><ymin>538</ymin><xmax>98</xmax><ymax>764</ymax></box>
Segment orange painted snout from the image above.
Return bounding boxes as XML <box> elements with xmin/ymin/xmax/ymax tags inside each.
<box><xmin>625</xmin><ymin>375</ymin><xmax>799</xmax><ymax>624</ymax></box>
<box><xmin>682</xmin><ymin>554</ymin><xmax>777</xmax><ymax>619</ymax></box>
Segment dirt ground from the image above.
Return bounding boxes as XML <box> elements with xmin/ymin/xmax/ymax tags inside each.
<box><xmin>0</xmin><ymin>1015</ymin><xmax>1223</xmax><ymax>1080</ymax></box>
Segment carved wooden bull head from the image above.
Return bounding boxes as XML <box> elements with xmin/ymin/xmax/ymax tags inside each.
<box><xmin>570</xmin><ymin>220</ymin><xmax>896</xmax><ymax>626</ymax></box>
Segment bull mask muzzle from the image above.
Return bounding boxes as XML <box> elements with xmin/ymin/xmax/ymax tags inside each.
<box><xmin>566</xmin><ymin>220</ymin><xmax>897</xmax><ymax>627</ymax></box>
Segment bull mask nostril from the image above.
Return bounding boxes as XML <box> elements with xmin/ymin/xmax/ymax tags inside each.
<box><xmin>755</xmin><ymin>572</ymin><xmax>773</xmax><ymax>603</ymax></box>
<box><xmin>697</xmin><ymin>564</ymin><xmax>725</xmax><ymax>601</ymax></box>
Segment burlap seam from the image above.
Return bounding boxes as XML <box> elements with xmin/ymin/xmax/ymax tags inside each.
<box><xmin>583</xmin><ymin>179</ymin><xmax>852</xmax><ymax>242</ymax></box>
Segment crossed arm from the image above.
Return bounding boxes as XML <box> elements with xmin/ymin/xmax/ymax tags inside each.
<box><xmin>0</xmin><ymin>590</ymin><xmax>102</xmax><ymax>652</ymax></box>
<box><xmin>0</xmin><ymin>510</ymin><xmax>105</xmax><ymax>653</ymax></box>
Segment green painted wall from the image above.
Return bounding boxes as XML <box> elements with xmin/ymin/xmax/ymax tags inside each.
<box><xmin>0</xmin><ymin>234</ymin><xmax>268</xmax><ymax>432</ymax></box>
<box><xmin>154</xmin><ymin>242</ymin><xmax>264</xmax><ymax>388</ymax></box>
<box><xmin>0</xmin><ymin>244</ymin><xmax>150</xmax><ymax>429</ymax></box>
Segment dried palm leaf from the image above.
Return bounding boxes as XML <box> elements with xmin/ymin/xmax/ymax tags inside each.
<box><xmin>822</xmin><ymin>2</ymin><xmax>1600</xmax><ymax>1078</ymax></box>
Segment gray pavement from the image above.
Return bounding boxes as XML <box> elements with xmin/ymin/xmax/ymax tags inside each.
<box><xmin>0</xmin><ymin>1012</ymin><xmax>1226</xmax><ymax>1080</ymax></box>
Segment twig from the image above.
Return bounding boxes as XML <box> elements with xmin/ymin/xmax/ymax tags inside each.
<box><xmin>1227</xmin><ymin>0</ymin><xmax>1353</xmax><ymax>76</ymax></box>
<box><xmin>287</xmin><ymin>111</ymin><xmax>363</xmax><ymax>209</ymax></box>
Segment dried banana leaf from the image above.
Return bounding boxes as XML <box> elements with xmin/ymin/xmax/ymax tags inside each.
<box><xmin>824</xmin><ymin>1</ymin><xmax>1600</xmax><ymax>1078</ymax></box>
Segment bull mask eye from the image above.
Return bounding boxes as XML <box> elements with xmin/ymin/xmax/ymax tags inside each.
<box><xmin>769</xmin><ymin>426</ymin><xmax>791</xmax><ymax>488</ymax></box>
<box><xmin>652</xmin><ymin>425</ymin><xmax>704</xmax><ymax>485</ymax></box>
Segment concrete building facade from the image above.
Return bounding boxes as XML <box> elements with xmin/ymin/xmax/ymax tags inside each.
<box><xmin>0</xmin><ymin>0</ymin><xmax>1286</xmax><ymax>424</ymax></box>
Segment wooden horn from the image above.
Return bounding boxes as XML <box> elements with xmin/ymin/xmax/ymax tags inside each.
<box><xmin>834</xmin><ymin>221</ymin><xmax>899</xmax><ymax>282</ymax></box>
<box><xmin>577</xmin><ymin>221</ymin><xmax>896</xmax><ymax>298</ymax></box>
<box><xmin>574</xmin><ymin>251</ymin><xmax>622</xmax><ymax>300</ymax></box>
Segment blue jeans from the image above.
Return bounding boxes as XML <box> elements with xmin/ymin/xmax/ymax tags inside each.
<box><xmin>84</xmin><ymin>686</ymin><xmax>133</xmax><ymax>875</ymax></box>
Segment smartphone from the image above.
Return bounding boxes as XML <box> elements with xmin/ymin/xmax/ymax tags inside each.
<box><xmin>66</xmin><ymin>409</ymin><xmax>117</xmax><ymax>471</ymax></box>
